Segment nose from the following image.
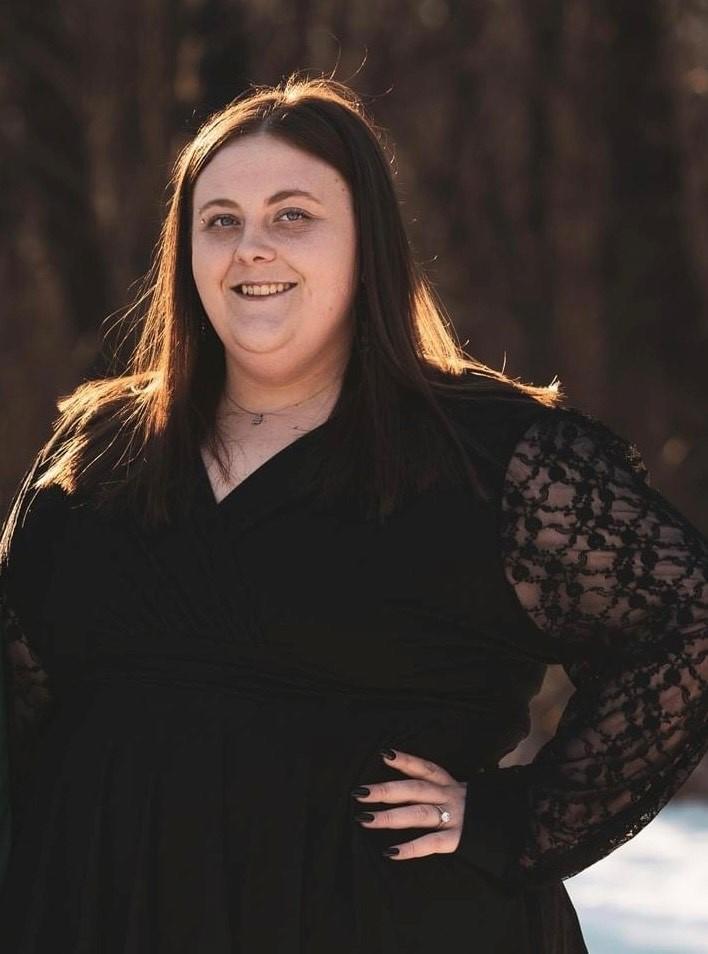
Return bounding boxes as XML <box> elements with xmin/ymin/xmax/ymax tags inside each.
<box><xmin>232</xmin><ymin>224</ymin><xmax>276</xmax><ymax>265</ymax></box>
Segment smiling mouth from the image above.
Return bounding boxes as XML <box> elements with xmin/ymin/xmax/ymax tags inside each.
<box><xmin>232</xmin><ymin>283</ymin><xmax>297</xmax><ymax>299</ymax></box>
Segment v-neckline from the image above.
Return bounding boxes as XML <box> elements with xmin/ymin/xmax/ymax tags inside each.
<box><xmin>194</xmin><ymin>416</ymin><xmax>334</xmax><ymax>515</ymax></box>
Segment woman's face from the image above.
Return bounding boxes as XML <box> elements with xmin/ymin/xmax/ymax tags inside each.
<box><xmin>191</xmin><ymin>131</ymin><xmax>358</xmax><ymax>380</ymax></box>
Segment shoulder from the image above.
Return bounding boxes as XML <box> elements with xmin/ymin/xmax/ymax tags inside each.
<box><xmin>502</xmin><ymin>404</ymin><xmax>651</xmax><ymax>488</ymax></box>
<box><xmin>432</xmin><ymin>376</ymin><xmax>561</xmax><ymax>468</ymax></box>
<box><xmin>434</xmin><ymin>377</ymin><xmax>649</xmax><ymax>494</ymax></box>
<box><xmin>1</xmin><ymin>479</ymin><xmax>74</xmax><ymax>604</ymax></box>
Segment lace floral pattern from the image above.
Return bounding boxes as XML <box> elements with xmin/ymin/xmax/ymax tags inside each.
<box><xmin>497</xmin><ymin>407</ymin><xmax>708</xmax><ymax>884</ymax></box>
<box><xmin>0</xmin><ymin>587</ymin><xmax>54</xmax><ymax>807</ymax></box>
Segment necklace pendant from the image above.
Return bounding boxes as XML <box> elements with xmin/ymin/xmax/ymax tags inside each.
<box><xmin>251</xmin><ymin>413</ymin><xmax>264</xmax><ymax>425</ymax></box>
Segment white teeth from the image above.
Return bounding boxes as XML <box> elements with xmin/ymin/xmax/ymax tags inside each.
<box><xmin>239</xmin><ymin>282</ymin><xmax>293</xmax><ymax>296</ymax></box>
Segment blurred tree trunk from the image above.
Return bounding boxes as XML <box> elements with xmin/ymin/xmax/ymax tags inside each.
<box><xmin>0</xmin><ymin>0</ymin><xmax>233</xmax><ymax>501</ymax></box>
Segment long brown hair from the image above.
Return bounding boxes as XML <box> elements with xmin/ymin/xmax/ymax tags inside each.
<box><xmin>1</xmin><ymin>72</ymin><xmax>563</xmax><ymax>548</ymax></box>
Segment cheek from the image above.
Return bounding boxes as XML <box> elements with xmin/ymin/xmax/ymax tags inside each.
<box><xmin>324</xmin><ymin>256</ymin><xmax>356</xmax><ymax>306</ymax></box>
<box><xmin>191</xmin><ymin>242</ymin><xmax>209</xmax><ymax>288</ymax></box>
<box><xmin>192</xmin><ymin>238</ymin><xmax>230</xmax><ymax>285</ymax></box>
<box><xmin>311</xmin><ymin>238</ymin><xmax>356</xmax><ymax>291</ymax></box>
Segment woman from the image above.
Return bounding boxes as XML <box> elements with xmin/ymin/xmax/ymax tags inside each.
<box><xmin>0</xmin><ymin>74</ymin><xmax>706</xmax><ymax>953</ymax></box>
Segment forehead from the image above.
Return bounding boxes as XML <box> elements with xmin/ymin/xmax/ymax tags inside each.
<box><xmin>192</xmin><ymin>133</ymin><xmax>348</xmax><ymax>203</ymax></box>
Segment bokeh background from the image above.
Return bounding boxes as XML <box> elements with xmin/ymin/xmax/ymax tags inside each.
<box><xmin>2</xmin><ymin>2</ymin><xmax>707</xmax><ymax>950</ymax></box>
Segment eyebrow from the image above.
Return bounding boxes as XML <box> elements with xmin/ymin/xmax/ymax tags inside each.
<box><xmin>198</xmin><ymin>189</ymin><xmax>322</xmax><ymax>215</ymax></box>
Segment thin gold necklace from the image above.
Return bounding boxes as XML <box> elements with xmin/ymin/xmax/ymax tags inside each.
<box><xmin>224</xmin><ymin>379</ymin><xmax>337</xmax><ymax>427</ymax></box>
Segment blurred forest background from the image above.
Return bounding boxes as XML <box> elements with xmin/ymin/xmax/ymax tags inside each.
<box><xmin>1</xmin><ymin>0</ymin><xmax>707</xmax><ymax>794</ymax></box>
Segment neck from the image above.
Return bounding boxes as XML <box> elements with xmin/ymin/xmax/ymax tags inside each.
<box><xmin>216</xmin><ymin>363</ymin><xmax>345</xmax><ymax>433</ymax></box>
<box><xmin>226</xmin><ymin>374</ymin><xmax>339</xmax><ymax>413</ymax></box>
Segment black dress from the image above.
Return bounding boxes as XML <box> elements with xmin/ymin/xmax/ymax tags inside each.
<box><xmin>1</xmin><ymin>393</ymin><xmax>707</xmax><ymax>953</ymax></box>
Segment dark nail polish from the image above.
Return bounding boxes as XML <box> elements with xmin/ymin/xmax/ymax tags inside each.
<box><xmin>350</xmin><ymin>786</ymin><xmax>370</xmax><ymax>797</ymax></box>
<box><xmin>380</xmin><ymin>748</ymin><xmax>396</xmax><ymax>760</ymax></box>
<box><xmin>354</xmin><ymin>811</ymin><xmax>375</xmax><ymax>822</ymax></box>
<box><xmin>382</xmin><ymin>846</ymin><xmax>399</xmax><ymax>856</ymax></box>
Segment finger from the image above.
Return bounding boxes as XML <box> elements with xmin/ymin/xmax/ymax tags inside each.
<box><xmin>381</xmin><ymin>829</ymin><xmax>458</xmax><ymax>861</ymax></box>
<box><xmin>351</xmin><ymin>777</ymin><xmax>448</xmax><ymax>804</ymax></box>
<box><xmin>355</xmin><ymin>802</ymin><xmax>451</xmax><ymax>831</ymax></box>
<box><xmin>379</xmin><ymin>748</ymin><xmax>456</xmax><ymax>786</ymax></box>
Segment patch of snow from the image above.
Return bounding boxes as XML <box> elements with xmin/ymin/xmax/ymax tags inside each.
<box><xmin>565</xmin><ymin>801</ymin><xmax>708</xmax><ymax>954</ymax></box>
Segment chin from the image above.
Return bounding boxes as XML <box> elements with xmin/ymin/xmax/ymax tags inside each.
<box><xmin>227</xmin><ymin>326</ymin><xmax>298</xmax><ymax>357</ymax></box>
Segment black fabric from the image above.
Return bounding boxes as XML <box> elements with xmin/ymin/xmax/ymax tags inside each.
<box><xmin>0</xmin><ymin>393</ymin><xmax>706</xmax><ymax>952</ymax></box>
<box><xmin>456</xmin><ymin>408</ymin><xmax>708</xmax><ymax>889</ymax></box>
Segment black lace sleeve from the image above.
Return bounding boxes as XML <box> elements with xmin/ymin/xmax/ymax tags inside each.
<box><xmin>0</xmin><ymin>593</ymin><xmax>11</xmax><ymax>883</ymax></box>
<box><xmin>1</xmin><ymin>585</ymin><xmax>54</xmax><ymax>803</ymax></box>
<box><xmin>454</xmin><ymin>407</ymin><xmax>708</xmax><ymax>889</ymax></box>
<box><xmin>0</xmin><ymin>485</ymin><xmax>64</xmax><ymax>885</ymax></box>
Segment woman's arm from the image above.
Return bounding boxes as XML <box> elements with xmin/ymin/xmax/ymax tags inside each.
<box><xmin>0</xmin><ymin>484</ymin><xmax>63</xmax><ymax>887</ymax></box>
<box><xmin>455</xmin><ymin>407</ymin><xmax>708</xmax><ymax>888</ymax></box>
<box><xmin>0</xmin><ymin>595</ymin><xmax>11</xmax><ymax>885</ymax></box>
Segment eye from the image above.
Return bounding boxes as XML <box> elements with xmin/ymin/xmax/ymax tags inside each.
<box><xmin>204</xmin><ymin>209</ymin><xmax>311</xmax><ymax>229</ymax></box>
<box><xmin>206</xmin><ymin>214</ymin><xmax>237</xmax><ymax>229</ymax></box>
<box><xmin>277</xmin><ymin>208</ymin><xmax>311</xmax><ymax>223</ymax></box>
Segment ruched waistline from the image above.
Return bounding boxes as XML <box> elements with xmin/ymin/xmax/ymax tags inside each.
<box><xmin>66</xmin><ymin>650</ymin><xmax>517</xmax><ymax>715</ymax></box>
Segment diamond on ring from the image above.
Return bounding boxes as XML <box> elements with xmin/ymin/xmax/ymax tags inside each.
<box><xmin>437</xmin><ymin>807</ymin><xmax>451</xmax><ymax>825</ymax></box>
